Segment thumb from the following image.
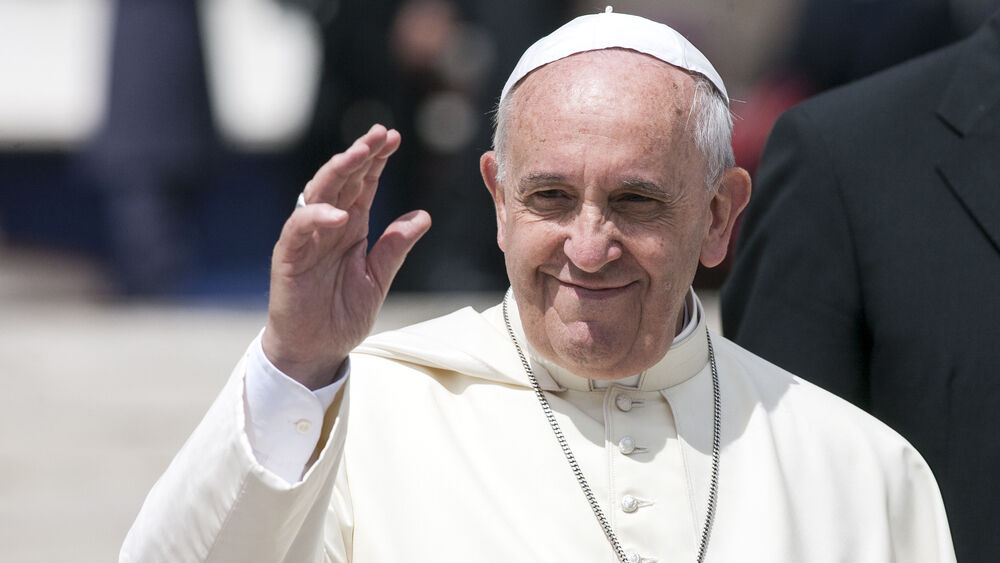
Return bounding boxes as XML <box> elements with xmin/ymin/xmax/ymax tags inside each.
<box><xmin>367</xmin><ymin>210</ymin><xmax>432</xmax><ymax>291</ymax></box>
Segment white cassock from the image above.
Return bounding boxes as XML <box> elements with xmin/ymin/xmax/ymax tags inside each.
<box><xmin>121</xmin><ymin>292</ymin><xmax>955</xmax><ymax>562</ymax></box>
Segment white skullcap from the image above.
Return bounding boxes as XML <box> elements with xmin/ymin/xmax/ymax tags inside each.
<box><xmin>500</xmin><ymin>6</ymin><xmax>728</xmax><ymax>104</ymax></box>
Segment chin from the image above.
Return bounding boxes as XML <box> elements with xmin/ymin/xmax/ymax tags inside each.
<box><xmin>553</xmin><ymin>331</ymin><xmax>633</xmax><ymax>377</ymax></box>
<box><xmin>559</xmin><ymin>323</ymin><xmax>674</xmax><ymax>379</ymax></box>
<box><xmin>557</xmin><ymin>318</ymin><xmax>617</xmax><ymax>346</ymax></box>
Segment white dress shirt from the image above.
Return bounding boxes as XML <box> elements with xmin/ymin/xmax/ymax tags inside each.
<box><xmin>243</xmin><ymin>332</ymin><xmax>345</xmax><ymax>482</ymax></box>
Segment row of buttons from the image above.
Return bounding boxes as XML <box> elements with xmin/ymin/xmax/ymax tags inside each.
<box><xmin>617</xmin><ymin>393</ymin><xmax>653</xmax><ymax>563</ymax></box>
<box><xmin>616</xmin><ymin>394</ymin><xmax>647</xmax><ymax>461</ymax></box>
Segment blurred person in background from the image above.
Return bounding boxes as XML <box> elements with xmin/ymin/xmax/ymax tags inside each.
<box><xmin>86</xmin><ymin>0</ymin><xmax>221</xmax><ymax>295</ymax></box>
<box><xmin>723</xmin><ymin>9</ymin><xmax>1000</xmax><ymax>562</ymax></box>
<box><xmin>0</xmin><ymin>0</ymin><xmax>302</xmax><ymax>298</ymax></box>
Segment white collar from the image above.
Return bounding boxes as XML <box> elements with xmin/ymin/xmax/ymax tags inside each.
<box><xmin>505</xmin><ymin>288</ymin><xmax>710</xmax><ymax>392</ymax></box>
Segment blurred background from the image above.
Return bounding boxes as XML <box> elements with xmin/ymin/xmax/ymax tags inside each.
<box><xmin>0</xmin><ymin>0</ymin><xmax>996</xmax><ymax>560</ymax></box>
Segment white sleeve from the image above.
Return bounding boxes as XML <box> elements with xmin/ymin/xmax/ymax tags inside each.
<box><xmin>244</xmin><ymin>331</ymin><xmax>347</xmax><ymax>483</ymax></box>
<box><xmin>121</xmin><ymin>339</ymin><xmax>352</xmax><ymax>562</ymax></box>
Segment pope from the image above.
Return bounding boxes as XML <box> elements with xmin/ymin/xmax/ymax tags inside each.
<box><xmin>122</xmin><ymin>9</ymin><xmax>955</xmax><ymax>563</ymax></box>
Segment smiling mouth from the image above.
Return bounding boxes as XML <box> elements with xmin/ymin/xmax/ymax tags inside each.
<box><xmin>556</xmin><ymin>279</ymin><xmax>635</xmax><ymax>298</ymax></box>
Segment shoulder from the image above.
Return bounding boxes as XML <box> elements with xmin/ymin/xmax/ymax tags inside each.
<box><xmin>714</xmin><ymin>340</ymin><xmax>954</xmax><ymax>561</ymax></box>
<box><xmin>716</xmin><ymin>337</ymin><xmax>920</xmax><ymax>457</ymax></box>
<box><xmin>349</xmin><ymin>302</ymin><xmax>530</xmax><ymax>390</ymax></box>
<box><xmin>755</xmin><ymin>39</ymin><xmax>969</xmax><ymax>202</ymax></box>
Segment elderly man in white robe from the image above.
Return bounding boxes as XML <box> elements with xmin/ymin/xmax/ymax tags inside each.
<box><xmin>122</xmin><ymin>10</ymin><xmax>955</xmax><ymax>563</ymax></box>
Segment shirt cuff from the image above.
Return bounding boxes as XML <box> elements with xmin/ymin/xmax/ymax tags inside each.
<box><xmin>243</xmin><ymin>330</ymin><xmax>349</xmax><ymax>483</ymax></box>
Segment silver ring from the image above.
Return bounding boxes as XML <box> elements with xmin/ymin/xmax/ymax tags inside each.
<box><xmin>296</xmin><ymin>193</ymin><xmax>307</xmax><ymax>208</ymax></box>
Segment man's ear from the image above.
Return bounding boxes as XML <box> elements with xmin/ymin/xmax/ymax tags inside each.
<box><xmin>480</xmin><ymin>151</ymin><xmax>508</xmax><ymax>251</ymax></box>
<box><xmin>700</xmin><ymin>167</ymin><xmax>751</xmax><ymax>268</ymax></box>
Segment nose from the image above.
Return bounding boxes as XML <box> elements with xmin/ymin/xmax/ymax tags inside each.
<box><xmin>563</xmin><ymin>205</ymin><xmax>623</xmax><ymax>273</ymax></box>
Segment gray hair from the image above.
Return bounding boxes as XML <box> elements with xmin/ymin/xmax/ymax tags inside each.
<box><xmin>491</xmin><ymin>71</ymin><xmax>734</xmax><ymax>192</ymax></box>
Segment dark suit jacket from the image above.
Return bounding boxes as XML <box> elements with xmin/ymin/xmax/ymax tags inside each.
<box><xmin>723</xmin><ymin>12</ymin><xmax>1000</xmax><ymax>563</ymax></box>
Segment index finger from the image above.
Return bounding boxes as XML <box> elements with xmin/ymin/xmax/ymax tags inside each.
<box><xmin>302</xmin><ymin>124</ymin><xmax>391</xmax><ymax>205</ymax></box>
<box><xmin>348</xmin><ymin>128</ymin><xmax>402</xmax><ymax>212</ymax></box>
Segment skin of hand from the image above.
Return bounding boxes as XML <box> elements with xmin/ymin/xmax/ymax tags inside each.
<box><xmin>262</xmin><ymin>124</ymin><xmax>432</xmax><ymax>389</ymax></box>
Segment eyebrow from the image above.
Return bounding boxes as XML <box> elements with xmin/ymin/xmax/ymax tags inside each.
<box><xmin>516</xmin><ymin>173</ymin><xmax>674</xmax><ymax>200</ymax></box>
<box><xmin>620</xmin><ymin>177</ymin><xmax>670</xmax><ymax>199</ymax></box>
<box><xmin>517</xmin><ymin>173</ymin><xmax>567</xmax><ymax>193</ymax></box>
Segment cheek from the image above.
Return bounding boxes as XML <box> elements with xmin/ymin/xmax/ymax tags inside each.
<box><xmin>638</xmin><ymin>230</ymin><xmax>702</xmax><ymax>286</ymax></box>
<box><xmin>507</xmin><ymin>214</ymin><xmax>560</xmax><ymax>253</ymax></box>
<box><xmin>504</xmin><ymin>222</ymin><xmax>564</xmax><ymax>292</ymax></box>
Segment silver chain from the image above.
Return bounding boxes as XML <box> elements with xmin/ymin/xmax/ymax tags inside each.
<box><xmin>502</xmin><ymin>292</ymin><xmax>720</xmax><ymax>563</ymax></box>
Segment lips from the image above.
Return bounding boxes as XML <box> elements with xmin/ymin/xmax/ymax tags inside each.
<box><xmin>555</xmin><ymin>278</ymin><xmax>636</xmax><ymax>299</ymax></box>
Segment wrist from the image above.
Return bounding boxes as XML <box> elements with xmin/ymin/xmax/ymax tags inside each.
<box><xmin>261</xmin><ymin>327</ymin><xmax>348</xmax><ymax>390</ymax></box>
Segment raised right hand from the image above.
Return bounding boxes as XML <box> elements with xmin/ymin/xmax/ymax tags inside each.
<box><xmin>262</xmin><ymin>125</ymin><xmax>431</xmax><ymax>389</ymax></box>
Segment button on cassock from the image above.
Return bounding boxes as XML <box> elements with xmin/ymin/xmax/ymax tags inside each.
<box><xmin>618</xmin><ymin>435</ymin><xmax>637</xmax><ymax>455</ymax></box>
<box><xmin>621</xmin><ymin>494</ymin><xmax>639</xmax><ymax>513</ymax></box>
<box><xmin>615</xmin><ymin>393</ymin><xmax>634</xmax><ymax>412</ymax></box>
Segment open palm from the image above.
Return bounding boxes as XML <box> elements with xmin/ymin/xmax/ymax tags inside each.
<box><xmin>263</xmin><ymin>125</ymin><xmax>431</xmax><ymax>389</ymax></box>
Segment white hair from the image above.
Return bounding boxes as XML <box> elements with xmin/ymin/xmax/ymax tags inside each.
<box><xmin>491</xmin><ymin>67</ymin><xmax>734</xmax><ymax>192</ymax></box>
<box><xmin>688</xmin><ymin>74</ymin><xmax>735</xmax><ymax>191</ymax></box>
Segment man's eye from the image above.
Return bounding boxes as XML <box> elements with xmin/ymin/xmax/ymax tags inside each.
<box><xmin>618</xmin><ymin>193</ymin><xmax>654</xmax><ymax>203</ymax></box>
<box><xmin>535</xmin><ymin>189</ymin><xmax>567</xmax><ymax>199</ymax></box>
